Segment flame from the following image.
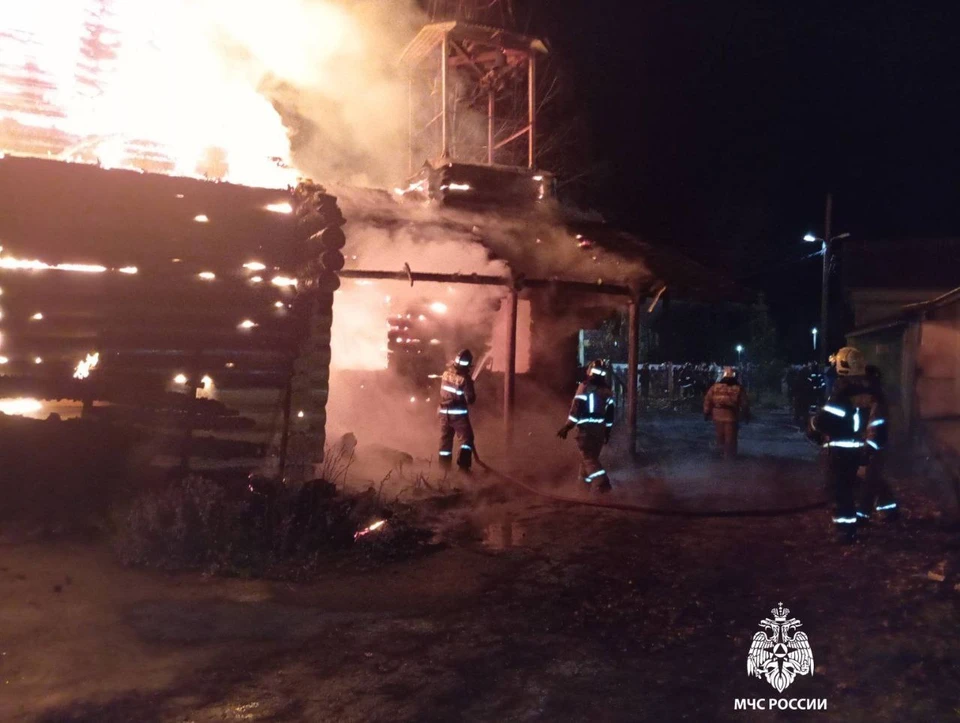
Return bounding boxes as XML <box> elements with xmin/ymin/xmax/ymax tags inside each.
<box><xmin>0</xmin><ymin>356</ymin><xmax>8</xmax><ymax>364</ymax></box>
<box><xmin>430</xmin><ymin>302</ymin><xmax>448</xmax><ymax>314</ymax></box>
<box><xmin>354</xmin><ymin>519</ymin><xmax>386</xmax><ymax>541</ymax></box>
<box><xmin>0</xmin><ymin>256</ymin><xmax>105</xmax><ymax>273</ymax></box>
<box><xmin>238</xmin><ymin>319</ymin><xmax>257</xmax><ymax>329</ymax></box>
<box><xmin>0</xmin><ymin>398</ymin><xmax>43</xmax><ymax>416</ymax></box>
<box><xmin>31</xmin><ymin>312</ymin><xmax>44</xmax><ymax>320</ymax></box>
<box><xmin>173</xmin><ymin>373</ymin><xmax>188</xmax><ymax>384</ymax></box>
<box><xmin>264</xmin><ymin>202</ymin><xmax>293</xmax><ymax>214</ymax></box>
<box><xmin>243</xmin><ymin>262</ymin><xmax>267</xmax><ymax>271</ymax></box>
<box><xmin>194</xmin><ymin>215</ymin><xmax>210</xmax><ymax>223</ymax></box>
<box><xmin>198</xmin><ymin>271</ymin><xmax>216</xmax><ymax>280</ymax></box>
<box><xmin>0</xmin><ymin>0</ymin><xmax>303</xmax><ymax>187</ymax></box>
<box><xmin>271</xmin><ymin>276</ymin><xmax>297</xmax><ymax>288</ymax></box>
<box><xmin>73</xmin><ymin>351</ymin><xmax>99</xmax><ymax>380</ymax></box>
<box><xmin>0</xmin><ymin>253</ymin><xmax>136</xmax><ymax>275</ymax></box>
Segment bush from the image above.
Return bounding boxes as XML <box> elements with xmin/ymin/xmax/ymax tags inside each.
<box><xmin>113</xmin><ymin>475</ymin><xmax>427</xmax><ymax>575</ymax></box>
<box><xmin>114</xmin><ymin>476</ymin><xmax>241</xmax><ymax>570</ymax></box>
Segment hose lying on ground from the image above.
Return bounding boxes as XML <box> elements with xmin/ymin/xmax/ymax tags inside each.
<box><xmin>473</xmin><ymin>453</ymin><xmax>828</xmax><ymax>518</ymax></box>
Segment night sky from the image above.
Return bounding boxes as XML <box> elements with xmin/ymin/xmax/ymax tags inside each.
<box><xmin>518</xmin><ymin>0</ymin><xmax>959</xmax><ymax>357</ymax></box>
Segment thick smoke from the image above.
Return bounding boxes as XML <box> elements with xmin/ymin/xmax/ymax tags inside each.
<box><xmin>206</xmin><ymin>0</ymin><xmax>426</xmax><ymax>187</ymax></box>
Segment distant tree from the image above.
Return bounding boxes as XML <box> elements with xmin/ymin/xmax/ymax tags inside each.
<box><xmin>747</xmin><ymin>293</ymin><xmax>782</xmax><ymax>398</ymax></box>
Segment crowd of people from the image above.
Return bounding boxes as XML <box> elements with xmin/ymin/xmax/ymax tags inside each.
<box><xmin>611</xmin><ymin>362</ymin><xmax>761</xmax><ymax>401</ymax></box>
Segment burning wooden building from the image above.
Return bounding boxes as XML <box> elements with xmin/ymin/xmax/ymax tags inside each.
<box><xmin>0</xmin><ymin>8</ymin><xmax>738</xmax><ymax>481</ymax></box>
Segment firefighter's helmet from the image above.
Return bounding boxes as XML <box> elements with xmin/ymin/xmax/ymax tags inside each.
<box><xmin>586</xmin><ymin>359</ymin><xmax>610</xmax><ymax>381</ymax></box>
<box><xmin>454</xmin><ymin>349</ymin><xmax>474</xmax><ymax>369</ymax></box>
<box><xmin>832</xmin><ymin>346</ymin><xmax>866</xmax><ymax>376</ymax></box>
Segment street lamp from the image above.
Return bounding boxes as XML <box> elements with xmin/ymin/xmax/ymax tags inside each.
<box><xmin>736</xmin><ymin>344</ymin><xmax>744</xmax><ymax>364</ymax></box>
<box><xmin>803</xmin><ymin>199</ymin><xmax>850</xmax><ymax>366</ymax></box>
<box><xmin>811</xmin><ymin>327</ymin><xmax>818</xmax><ymax>351</ymax></box>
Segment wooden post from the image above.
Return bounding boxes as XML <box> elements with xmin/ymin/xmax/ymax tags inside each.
<box><xmin>178</xmin><ymin>350</ymin><xmax>202</xmax><ymax>476</ymax></box>
<box><xmin>441</xmin><ymin>34</ymin><xmax>449</xmax><ymax>159</ymax></box>
<box><xmin>277</xmin><ymin>374</ymin><xmax>294</xmax><ymax>482</ymax></box>
<box><xmin>504</xmin><ymin>287</ymin><xmax>519</xmax><ymax>448</ymax></box>
<box><xmin>527</xmin><ymin>53</ymin><xmax>536</xmax><ymax>168</ymax></box>
<box><xmin>408</xmin><ymin>74</ymin><xmax>414</xmax><ymax>174</ymax></box>
<box><xmin>487</xmin><ymin>91</ymin><xmax>495</xmax><ymax>165</ymax></box>
<box><xmin>627</xmin><ymin>299</ymin><xmax>639</xmax><ymax>458</ymax></box>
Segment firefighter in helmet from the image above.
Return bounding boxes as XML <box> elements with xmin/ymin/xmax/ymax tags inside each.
<box><xmin>438</xmin><ymin>349</ymin><xmax>477</xmax><ymax>471</ymax></box>
<box><xmin>557</xmin><ymin>359</ymin><xmax>615</xmax><ymax>491</ymax></box>
<box><xmin>703</xmin><ymin>366</ymin><xmax>750</xmax><ymax>459</ymax></box>
<box><xmin>808</xmin><ymin>346</ymin><xmax>886</xmax><ymax>543</ymax></box>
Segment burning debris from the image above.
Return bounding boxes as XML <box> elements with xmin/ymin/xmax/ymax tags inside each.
<box><xmin>72</xmin><ymin>352</ymin><xmax>99</xmax><ymax>380</ymax></box>
<box><xmin>354</xmin><ymin>519</ymin><xmax>387</xmax><ymax>541</ymax></box>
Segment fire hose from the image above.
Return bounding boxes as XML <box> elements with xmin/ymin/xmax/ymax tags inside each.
<box><xmin>466</xmin><ymin>349</ymin><xmax>825</xmax><ymax>517</ymax></box>
<box><xmin>471</xmin><ymin>451</ymin><xmax>828</xmax><ymax>519</ymax></box>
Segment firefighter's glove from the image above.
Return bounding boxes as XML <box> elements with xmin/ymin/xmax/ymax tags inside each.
<box><xmin>556</xmin><ymin>426</ymin><xmax>570</xmax><ymax>440</ymax></box>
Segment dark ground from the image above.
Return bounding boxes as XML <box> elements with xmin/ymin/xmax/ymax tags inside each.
<box><xmin>1</xmin><ymin>412</ymin><xmax>958</xmax><ymax>722</ymax></box>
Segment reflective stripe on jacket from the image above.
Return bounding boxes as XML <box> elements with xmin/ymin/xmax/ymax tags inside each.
<box><xmin>568</xmin><ymin>381</ymin><xmax>615</xmax><ymax>432</ymax></box>
<box><xmin>438</xmin><ymin>366</ymin><xmax>476</xmax><ymax>415</ymax></box>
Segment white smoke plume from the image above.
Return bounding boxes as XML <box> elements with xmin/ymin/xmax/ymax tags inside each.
<box><xmin>205</xmin><ymin>0</ymin><xmax>427</xmax><ymax>187</ymax></box>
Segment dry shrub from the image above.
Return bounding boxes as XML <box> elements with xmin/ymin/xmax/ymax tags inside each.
<box><xmin>113</xmin><ymin>474</ymin><xmax>429</xmax><ymax>575</ymax></box>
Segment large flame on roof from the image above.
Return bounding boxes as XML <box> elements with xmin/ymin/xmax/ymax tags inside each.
<box><xmin>0</xmin><ymin>0</ymin><xmax>374</xmax><ymax>188</ymax></box>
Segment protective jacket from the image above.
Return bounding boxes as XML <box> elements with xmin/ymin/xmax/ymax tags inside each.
<box><xmin>809</xmin><ymin>376</ymin><xmax>887</xmax><ymax>452</ymax></box>
<box><xmin>438</xmin><ymin>365</ymin><xmax>476</xmax><ymax>417</ymax></box>
<box><xmin>567</xmin><ymin>381</ymin><xmax>615</xmax><ymax>436</ymax></box>
<box><xmin>704</xmin><ymin>378</ymin><xmax>750</xmax><ymax>423</ymax></box>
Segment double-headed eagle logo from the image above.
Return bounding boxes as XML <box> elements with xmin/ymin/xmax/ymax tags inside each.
<box><xmin>747</xmin><ymin>602</ymin><xmax>814</xmax><ymax>693</ymax></box>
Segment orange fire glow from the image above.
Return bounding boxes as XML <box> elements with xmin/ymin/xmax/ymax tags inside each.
<box><xmin>354</xmin><ymin>520</ymin><xmax>386</xmax><ymax>541</ymax></box>
<box><xmin>72</xmin><ymin>351</ymin><xmax>99</xmax><ymax>380</ymax></box>
<box><xmin>0</xmin><ymin>1</ymin><xmax>302</xmax><ymax>188</ymax></box>
<box><xmin>0</xmin><ymin>398</ymin><xmax>43</xmax><ymax>416</ymax></box>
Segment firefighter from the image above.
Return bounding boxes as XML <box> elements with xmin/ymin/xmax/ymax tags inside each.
<box><xmin>556</xmin><ymin>359</ymin><xmax>616</xmax><ymax>492</ymax></box>
<box><xmin>857</xmin><ymin>364</ymin><xmax>898</xmax><ymax>522</ymax></box>
<box><xmin>703</xmin><ymin>366</ymin><xmax>750</xmax><ymax>459</ymax></box>
<box><xmin>808</xmin><ymin>347</ymin><xmax>886</xmax><ymax>543</ymax></box>
<box><xmin>437</xmin><ymin>349</ymin><xmax>477</xmax><ymax>471</ymax></box>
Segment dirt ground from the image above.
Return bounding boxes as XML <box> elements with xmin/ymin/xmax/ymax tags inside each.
<box><xmin>2</xmin><ymin>412</ymin><xmax>958</xmax><ymax>722</ymax></box>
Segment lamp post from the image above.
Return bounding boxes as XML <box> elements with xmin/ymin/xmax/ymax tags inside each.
<box><xmin>811</xmin><ymin>327</ymin><xmax>818</xmax><ymax>351</ymax></box>
<box><xmin>736</xmin><ymin>344</ymin><xmax>744</xmax><ymax>365</ymax></box>
<box><xmin>803</xmin><ymin>194</ymin><xmax>849</xmax><ymax>366</ymax></box>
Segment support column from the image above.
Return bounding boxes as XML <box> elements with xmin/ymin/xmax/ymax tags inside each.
<box><xmin>627</xmin><ymin>299</ymin><xmax>639</xmax><ymax>458</ymax></box>
<box><xmin>504</xmin><ymin>288</ymin><xmax>519</xmax><ymax>449</ymax></box>
<box><xmin>441</xmin><ymin>35</ymin><xmax>449</xmax><ymax>159</ymax></box>
<box><xmin>487</xmin><ymin>91</ymin><xmax>495</xmax><ymax>165</ymax></box>
<box><xmin>527</xmin><ymin>53</ymin><xmax>536</xmax><ymax>168</ymax></box>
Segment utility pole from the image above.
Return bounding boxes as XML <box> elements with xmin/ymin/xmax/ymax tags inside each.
<box><xmin>819</xmin><ymin>193</ymin><xmax>832</xmax><ymax>366</ymax></box>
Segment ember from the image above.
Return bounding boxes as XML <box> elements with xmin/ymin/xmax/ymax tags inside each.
<box><xmin>354</xmin><ymin>520</ymin><xmax>386</xmax><ymax>541</ymax></box>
